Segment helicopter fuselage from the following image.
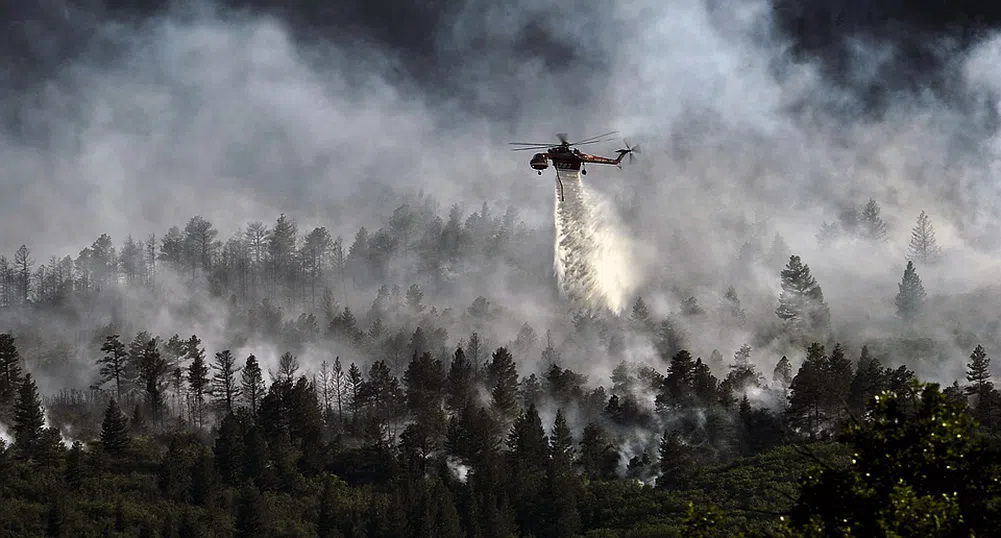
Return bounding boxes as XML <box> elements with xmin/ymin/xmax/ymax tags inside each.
<box><xmin>529</xmin><ymin>145</ymin><xmax>626</xmax><ymax>175</ymax></box>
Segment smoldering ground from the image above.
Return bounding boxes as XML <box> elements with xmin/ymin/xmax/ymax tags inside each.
<box><xmin>5</xmin><ymin>0</ymin><xmax>1001</xmax><ymax>417</ymax></box>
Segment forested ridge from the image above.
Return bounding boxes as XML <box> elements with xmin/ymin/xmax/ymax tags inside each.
<box><xmin>1</xmin><ymin>191</ymin><xmax>1000</xmax><ymax>537</ymax></box>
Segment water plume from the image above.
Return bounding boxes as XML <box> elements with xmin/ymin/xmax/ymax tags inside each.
<box><xmin>553</xmin><ymin>168</ymin><xmax>639</xmax><ymax>315</ymax></box>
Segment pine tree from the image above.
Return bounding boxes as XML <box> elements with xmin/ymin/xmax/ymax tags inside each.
<box><xmin>316</xmin><ymin>476</ymin><xmax>340</xmax><ymax>538</ymax></box>
<box><xmin>661</xmin><ymin>350</ymin><xmax>696</xmax><ymax>408</ymax></box>
<box><xmin>776</xmin><ymin>255</ymin><xmax>831</xmax><ymax>337</ymax></box>
<box><xmin>347</xmin><ymin>363</ymin><xmax>363</xmax><ymax>414</ymax></box>
<box><xmin>630</xmin><ymin>296</ymin><xmax>653</xmax><ymax>331</ymax></box>
<box><xmin>721</xmin><ymin>285</ymin><xmax>747</xmax><ymax>328</ymax></box>
<box><xmin>276</xmin><ymin>351</ymin><xmax>300</xmax><ymax>383</ymax></box>
<box><xmin>692</xmin><ymin>359</ymin><xmax>719</xmax><ymax>405</ymax></box>
<box><xmin>541</xmin><ymin>330</ymin><xmax>561</xmax><ymax>370</ymax></box>
<box><xmin>546</xmin><ymin>409</ymin><xmax>580</xmax><ymax>538</ymax></box>
<box><xmin>446</xmin><ymin>347</ymin><xmax>473</xmax><ymax>412</ymax></box>
<box><xmin>826</xmin><ymin>343</ymin><xmax>854</xmax><ymax>421</ymax></box>
<box><xmin>655</xmin><ymin>316</ymin><xmax>688</xmax><ymax>362</ymax></box>
<box><xmin>322</xmin><ymin>287</ymin><xmax>338</xmax><ymax>327</ymax></box>
<box><xmin>895</xmin><ymin>261</ymin><xmax>927</xmax><ymax>321</ymax></box>
<box><xmin>138</xmin><ymin>337</ymin><xmax>168</xmax><ymax>424</ymax></box>
<box><xmin>908</xmin><ymin>210</ymin><xmax>942</xmax><ymax>265</ymax></box>
<box><xmin>212</xmin><ymin>350</ymin><xmax>242</xmax><ymax>415</ymax></box>
<box><xmin>657</xmin><ymin>430</ymin><xmax>693</xmax><ymax>490</ymax></box>
<box><xmin>680</xmin><ymin>296</ymin><xmax>704</xmax><ymax>316</ymax></box>
<box><xmin>240</xmin><ymin>354</ymin><xmax>265</xmax><ymax>414</ymax></box>
<box><xmin>331</xmin><ymin>357</ymin><xmax>345</xmax><ymax>423</ymax></box>
<box><xmin>816</xmin><ymin>221</ymin><xmax>840</xmax><ymax>245</ymax></box>
<box><xmin>549</xmin><ymin>409</ymin><xmax>575</xmax><ymax>467</ymax></box>
<box><xmin>186</xmin><ymin>335</ymin><xmax>209</xmax><ymax>428</ymax></box>
<box><xmin>12</xmin><ymin>373</ymin><xmax>45</xmax><ymax>460</ymax></box>
<box><xmin>214</xmin><ymin>413</ymin><xmax>245</xmax><ymax>485</ymax></box>
<box><xmin>467</xmin><ymin>331</ymin><xmax>483</xmax><ymax>378</ymax></box>
<box><xmin>234</xmin><ymin>485</ymin><xmax>266</xmax><ymax>538</ymax></box>
<box><xmin>848</xmin><ymin>346</ymin><xmax>884</xmax><ymax>414</ymax></box>
<box><xmin>100</xmin><ymin>398</ymin><xmax>130</xmax><ymax>455</ymax></box>
<box><xmin>98</xmin><ymin>334</ymin><xmax>128</xmax><ymax>401</ymax></box>
<box><xmin>708</xmin><ymin>349</ymin><xmax>724</xmax><ymax>373</ymax></box>
<box><xmin>965</xmin><ymin>345</ymin><xmax>994</xmax><ymax>401</ymax></box>
<box><xmin>65</xmin><ymin>441</ymin><xmax>84</xmax><ymax>490</ymax></box>
<box><xmin>0</xmin><ymin>333</ymin><xmax>23</xmax><ymax>416</ymax></box>
<box><xmin>786</xmin><ymin>343</ymin><xmax>829</xmax><ymax>439</ymax></box>
<box><xmin>577</xmin><ymin>422</ymin><xmax>619</xmax><ymax>480</ymax></box>
<box><xmin>859</xmin><ymin>198</ymin><xmax>888</xmax><ymax>242</ymax></box>
<box><xmin>487</xmin><ymin>347</ymin><xmax>519</xmax><ymax>420</ymax></box>
<box><xmin>406</xmin><ymin>283</ymin><xmax>425</xmax><ymax>313</ymax></box>
<box><xmin>773</xmin><ymin>356</ymin><xmax>793</xmax><ymax>393</ymax></box>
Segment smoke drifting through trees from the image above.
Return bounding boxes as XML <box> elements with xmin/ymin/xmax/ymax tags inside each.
<box><xmin>2</xmin><ymin>1</ymin><xmax>1001</xmax><ymax>532</ymax></box>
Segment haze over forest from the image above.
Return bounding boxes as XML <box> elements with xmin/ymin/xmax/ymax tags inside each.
<box><xmin>2</xmin><ymin>0</ymin><xmax>1001</xmax><ymax>536</ymax></box>
<box><xmin>5</xmin><ymin>0</ymin><xmax>1001</xmax><ymax>392</ymax></box>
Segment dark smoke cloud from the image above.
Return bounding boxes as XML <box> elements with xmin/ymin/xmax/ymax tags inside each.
<box><xmin>1</xmin><ymin>0</ymin><xmax>617</xmax><ymax>122</ymax></box>
<box><xmin>769</xmin><ymin>0</ymin><xmax>1001</xmax><ymax>114</ymax></box>
<box><xmin>8</xmin><ymin>0</ymin><xmax>1001</xmax><ymax>392</ymax></box>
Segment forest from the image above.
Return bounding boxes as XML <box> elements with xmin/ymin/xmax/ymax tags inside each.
<box><xmin>0</xmin><ymin>191</ymin><xmax>1000</xmax><ymax>537</ymax></box>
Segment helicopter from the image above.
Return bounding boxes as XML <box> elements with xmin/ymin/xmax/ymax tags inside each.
<box><xmin>509</xmin><ymin>131</ymin><xmax>639</xmax><ymax>201</ymax></box>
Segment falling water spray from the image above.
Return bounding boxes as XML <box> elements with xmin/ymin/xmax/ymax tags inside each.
<box><xmin>553</xmin><ymin>168</ymin><xmax>639</xmax><ymax>315</ymax></box>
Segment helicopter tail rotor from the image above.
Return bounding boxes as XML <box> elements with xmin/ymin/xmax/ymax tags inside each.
<box><xmin>619</xmin><ymin>139</ymin><xmax>641</xmax><ymax>164</ymax></box>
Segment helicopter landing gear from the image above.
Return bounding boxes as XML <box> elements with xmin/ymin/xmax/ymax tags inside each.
<box><xmin>538</xmin><ymin>171</ymin><xmax>542</xmax><ymax>175</ymax></box>
<box><xmin>581</xmin><ymin>166</ymin><xmax>587</xmax><ymax>175</ymax></box>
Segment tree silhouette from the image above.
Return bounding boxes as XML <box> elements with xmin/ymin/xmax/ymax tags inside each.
<box><xmin>776</xmin><ymin>255</ymin><xmax>831</xmax><ymax>338</ymax></box>
<box><xmin>966</xmin><ymin>345</ymin><xmax>994</xmax><ymax>402</ymax></box>
<box><xmin>187</xmin><ymin>335</ymin><xmax>209</xmax><ymax>429</ymax></box>
<box><xmin>212</xmin><ymin>350</ymin><xmax>242</xmax><ymax>415</ymax></box>
<box><xmin>98</xmin><ymin>334</ymin><xmax>129</xmax><ymax>401</ymax></box>
<box><xmin>100</xmin><ymin>398</ymin><xmax>130</xmax><ymax>455</ymax></box>
<box><xmin>773</xmin><ymin>356</ymin><xmax>793</xmax><ymax>393</ymax></box>
<box><xmin>859</xmin><ymin>198</ymin><xmax>888</xmax><ymax>242</ymax></box>
<box><xmin>0</xmin><ymin>333</ymin><xmax>23</xmax><ymax>416</ymax></box>
<box><xmin>894</xmin><ymin>260</ymin><xmax>927</xmax><ymax>321</ymax></box>
<box><xmin>907</xmin><ymin>210</ymin><xmax>941</xmax><ymax>264</ymax></box>
<box><xmin>12</xmin><ymin>374</ymin><xmax>45</xmax><ymax>460</ymax></box>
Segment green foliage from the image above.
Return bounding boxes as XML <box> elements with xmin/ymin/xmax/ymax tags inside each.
<box><xmin>13</xmin><ymin>373</ymin><xmax>45</xmax><ymax>461</ymax></box>
<box><xmin>487</xmin><ymin>347</ymin><xmax>519</xmax><ymax>420</ymax></box>
<box><xmin>966</xmin><ymin>344</ymin><xmax>994</xmax><ymax>400</ymax></box>
<box><xmin>0</xmin><ymin>332</ymin><xmax>23</xmax><ymax>418</ymax></box>
<box><xmin>789</xmin><ymin>380</ymin><xmax>1001</xmax><ymax>536</ymax></box>
<box><xmin>100</xmin><ymin>398</ymin><xmax>130</xmax><ymax>456</ymax></box>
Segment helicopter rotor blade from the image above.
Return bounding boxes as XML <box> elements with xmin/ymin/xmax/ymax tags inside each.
<box><xmin>511</xmin><ymin>147</ymin><xmax>549</xmax><ymax>151</ymax></box>
<box><xmin>509</xmin><ymin>142</ymin><xmax>553</xmax><ymax>146</ymax></box>
<box><xmin>573</xmin><ymin>138</ymin><xmax>615</xmax><ymax>147</ymax></box>
<box><xmin>571</xmin><ymin>130</ymin><xmax>619</xmax><ymax>145</ymax></box>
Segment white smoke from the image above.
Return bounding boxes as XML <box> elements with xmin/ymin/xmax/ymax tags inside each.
<box><xmin>0</xmin><ymin>421</ymin><xmax>11</xmax><ymax>447</ymax></box>
<box><xmin>553</xmin><ymin>168</ymin><xmax>640</xmax><ymax>314</ymax></box>
<box><xmin>446</xmin><ymin>456</ymin><xmax>470</xmax><ymax>483</ymax></box>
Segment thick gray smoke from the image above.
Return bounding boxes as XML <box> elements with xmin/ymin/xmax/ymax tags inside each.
<box><xmin>6</xmin><ymin>0</ymin><xmax>1001</xmax><ymax>394</ymax></box>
